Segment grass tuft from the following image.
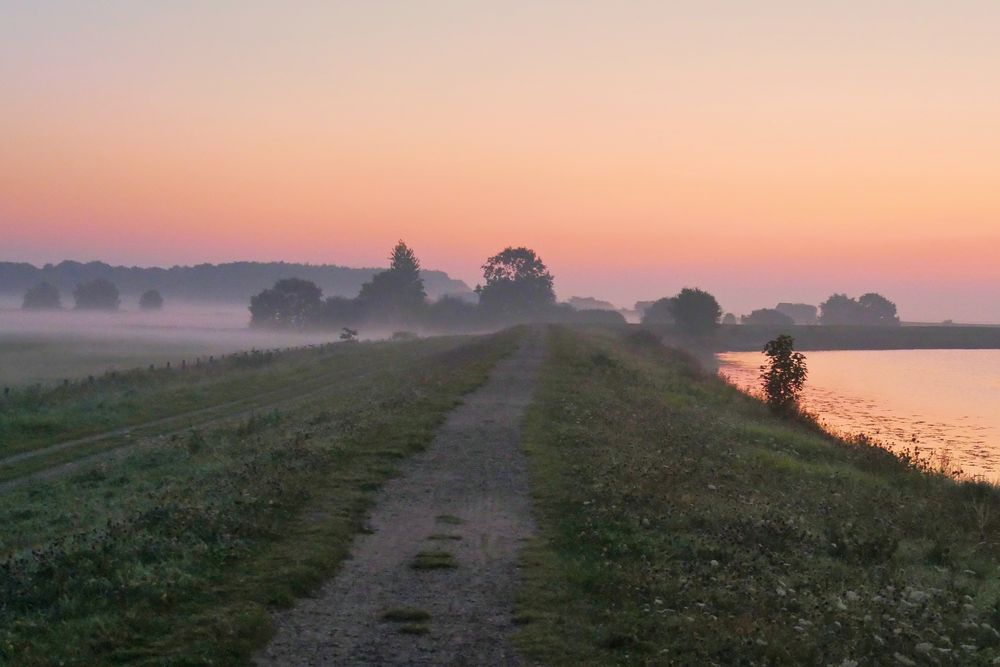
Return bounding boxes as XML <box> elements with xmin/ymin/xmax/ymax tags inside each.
<box><xmin>410</xmin><ymin>550</ymin><xmax>458</xmax><ymax>570</ymax></box>
<box><xmin>381</xmin><ymin>608</ymin><xmax>431</xmax><ymax>623</ymax></box>
<box><xmin>398</xmin><ymin>624</ymin><xmax>430</xmax><ymax>635</ymax></box>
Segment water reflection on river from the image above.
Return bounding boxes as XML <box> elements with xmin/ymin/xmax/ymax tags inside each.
<box><xmin>717</xmin><ymin>349</ymin><xmax>1000</xmax><ymax>481</ymax></box>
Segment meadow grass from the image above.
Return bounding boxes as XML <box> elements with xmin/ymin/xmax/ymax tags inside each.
<box><xmin>516</xmin><ymin>326</ymin><xmax>1000</xmax><ymax>665</ymax></box>
<box><xmin>0</xmin><ymin>329</ymin><xmax>520</xmax><ymax>665</ymax></box>
<box><xmin>0</xmin><ymin>338</ymin><xmax>464</xmax><ymax>462</ymax></box>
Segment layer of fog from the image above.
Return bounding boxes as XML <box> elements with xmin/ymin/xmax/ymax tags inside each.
<box><xmin>0</xmin><ymin>299</ymin><xmax>338</xmax><ymax>344</ymax></box>
<box><xmin>0</xmin><ymin>298</ymin><xmax>413</xmax><ymax>387</ymax></box>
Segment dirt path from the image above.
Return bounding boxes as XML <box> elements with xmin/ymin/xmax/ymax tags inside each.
<box><xmin>256</xmin><ymin>330</ymin><xmax>546</xmax><ymax>666</ymax></box>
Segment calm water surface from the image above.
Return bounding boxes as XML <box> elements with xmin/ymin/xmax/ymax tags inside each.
<box><xmin>717</xmin><ymin>349</ymin><xmax>1000</xmax><ymax>480</ymax></box>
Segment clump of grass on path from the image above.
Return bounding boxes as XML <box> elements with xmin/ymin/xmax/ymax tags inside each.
<box><xmin>411</xmin><ymin>550</ymin><xmax>458</xmax><ymax>570</ymax></box>
<box><xmin>381</xmin><ymin>608</ymin><xmax>432</xmax><ymax>623</ymax></box>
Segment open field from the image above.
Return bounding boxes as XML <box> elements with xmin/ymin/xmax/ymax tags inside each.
<box><xmin>0</xmin><ymin>303</ymin><xmax>340</xmax><ymax>388</ymax></box>
<box><xmin>0</xmin><ymin>330</ymin><xmax>520</xmax><ymax>665</ymax></box>
<box><xmin>515</xmin><ymin>326</ymin><xmax>1000</xmax><ymax>664</ymax></box>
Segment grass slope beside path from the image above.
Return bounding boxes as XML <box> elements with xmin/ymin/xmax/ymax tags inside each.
<box><xmin>0</xmin><ymin>340</ymin><xmax>434</xmax><ymax>458</ymax></box>
<box><xmin>0</xmin><ymin>330</ymin><xmax>520</xmax><ymax>666</ymax></box>
<box><xmin>516</xmin><ymin>326</ymin><xmax>1000</xmax><ymax>665</ymax></box>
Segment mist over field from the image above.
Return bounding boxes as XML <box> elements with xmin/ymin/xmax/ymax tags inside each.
<box><xmin>0</xmin><ymin>297</ymin><xmax>340</xmax><ymax>387</ymax></box>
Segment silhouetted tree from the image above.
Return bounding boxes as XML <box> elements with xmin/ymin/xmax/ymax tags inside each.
<box><xmin>73</xmin><ymin>279</ymin><xmax>120</xmax><ymax>311</ymax></box>
<box><xmin>357</xmin><ymin>241</ymin><xmax>427</xmax><ymax>323</ymax></box>
<box><xmin>477</xmin><ymin>247</ymin><xmax>555</xmax><ymax>320</ymax></box>
<box><xmin>741</xmin><ymin>308</ymin><xmax>794</xmax><ymax>326</ymax></box>
<box><xmin>722</xmin><ymin>312</ymin><xmax>737</xmax><ymax>325</ymax></box>
<box><xmin>249</xmin><ymin>278</ymin><xmax>323</xmax><ymax>328</ymax></box>
<box><xmin>640</xmin><ymin>298</ymin><xmax>675</xmax><ymax>324</ymax></box>
<box><xmin>566</xmin><ymin>296</ymin><xmax>617</xmax><ymax>311</ymax></box>
<box><xmin>760</xmin><ymin>334</ymin><xmax>808</xmax><ymax>412</ymax></box>
<box><xmin>818</xmin><ymin>293</ymin><xmax>861</xmax><ymax>325</ymax></box>
<box><xmin>139</xmin><ymin>289</ymin><xmax>164</xmax><ymax>310</ymax></box>
<box><xmin>775</xmin><ymin>302</ymin><xmax>818</xmax><ymax>325</ymax></box>
<box><xmin>857</xmin><ymin>292</ymin><xmax>900</xmax><ymax>326</ymax></box>
<box><xmin>670</xmin><ymin>288</ymin><xmax>722</xmax><ymax>334</ymax></box>
<box><xmin>22</xmin><ymin>282</ymin><xmax>62</xmax><ymax>310</ymax></box>
<box><xmin>633</xmin><ymin>300</ymin><xmax>656</xmax><ymax>317</ymax></box>
<box><xmin>316</xmin><ymin>296</ymin><xmax>359</xmax><ymax>327</ymax></box>
<box><xmin>819</xmin><ymin>292</ymin><xmax>900</xmax><ymax>326</ymax></box>
<box><xmin>425</xmin><ymin>295</ymin><xmax>480</xmax><ymax>331</ymax></box>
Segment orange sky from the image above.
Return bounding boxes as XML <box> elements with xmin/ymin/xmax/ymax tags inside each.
<box><xmin>1</xmin><ymin>2</ymin><xmax>998</xmax><ymax>321</ymax></box>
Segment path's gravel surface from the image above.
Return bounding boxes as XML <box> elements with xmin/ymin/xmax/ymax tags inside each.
<box><xmin>256</xmin><ymin>331</ymin><xmax>545</xmax><ymax>666</ymax></box>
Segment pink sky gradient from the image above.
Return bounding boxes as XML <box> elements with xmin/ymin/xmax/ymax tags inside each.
<box><xmin>2</xmin><ymin>2</ymin><xmax>998</xmax><ymax>321</ymax></box>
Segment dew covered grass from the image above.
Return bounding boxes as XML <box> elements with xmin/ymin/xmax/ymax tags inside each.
<box><xmin>0</xmin><ymin>341</ymin><xmax>372</xmax><ymax>459</ymax></box>
<box><xmin>0</xmin><ymin>329</ymin><xmax>520</xmax><ymax>665</ymax></box>
<box><xmin>516</xmin><ymin>326</ymin><xmax>1000</xmax><ymax>665</ymax></box>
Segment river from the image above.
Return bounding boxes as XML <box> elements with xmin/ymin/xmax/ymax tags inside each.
<box><xmin>717</xmin><ymin>349</ymin><xmax>1000</xmax><ymax>480</ymax></box>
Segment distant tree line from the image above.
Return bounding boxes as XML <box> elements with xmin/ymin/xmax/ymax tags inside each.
<box><xmin>20</xmin><ymin>280</ymin><xmax>163</xmax><ymax>312</ymax></box>
<box><xmin>0</xmin><ymin>259</ymin><xmax>472</xmax><ymax>303</ymax></box>
<box><xmin>742</xmin><ymin>309</ymin><xmax>794</xmax><ymax>326</ymax></box>
<box><xmin>637</xmin><ymin>289</ymin><xmax>902</xmax><ymax>335</ymax></box>
<box><xmin>714</xmin><ymin>294</ymin><xmax>901</xmax><ymax>328</ymax></box>
<box><xmin>249</xmin><ymin>242</ymin><xmax>627</xmax><ymax>331</ymax></box>
<box><xmin>817</xmin><ymin>293</ymin><xmax>900</xmax><ymax>326</ymax></box>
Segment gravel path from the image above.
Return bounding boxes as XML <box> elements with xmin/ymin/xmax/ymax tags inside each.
<box><xmin>256</xmin><ymin>330</ymin><xmax>545</xmax><ymax>666</ymax></box>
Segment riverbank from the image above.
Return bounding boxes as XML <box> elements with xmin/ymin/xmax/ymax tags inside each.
<box><xmin>645</xmin><ymin>323</ymin><xmax>1000</xmax><ymax>352</ymax></box>
<box><xmin>719</xmin><ymin>348</ymin><xmax>1000</xmax><ymax>481</ymax></box>
<box><xmin>515</xmin><ymin>326</ymin><xmax>1000</xmax><ymax>664</ymax></box>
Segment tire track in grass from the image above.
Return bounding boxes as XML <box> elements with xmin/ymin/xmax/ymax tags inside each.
<box><xmin>0</xmin><ymin>353</ymin><xmax>434</xmax><ymax>493</ymax></box>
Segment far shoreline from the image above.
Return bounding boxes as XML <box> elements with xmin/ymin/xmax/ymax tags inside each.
<box><xmin>646</xmin><ymin>322</ymin><xmax>1000</xmax><ymax>353</ymax></box>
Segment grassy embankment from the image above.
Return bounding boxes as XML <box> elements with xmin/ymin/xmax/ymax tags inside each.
<box><xmin>0</xmin><ymin>340</ymin><xmax>477</xmax><ymax>482</ymax></box>
<box><xmin>0</xmin><ymin>330</ymin><xmax>520</xmax><ymax>665</ymax></box>
<box><xmin>1</xmin><ymin>341</ymin><xmax>347</xmax><ymax>457</ymax></box>
<box><xmin>516</xmin><ymin>326</ymin><xmax>1000</xmax><ymax>665</ymax></box>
